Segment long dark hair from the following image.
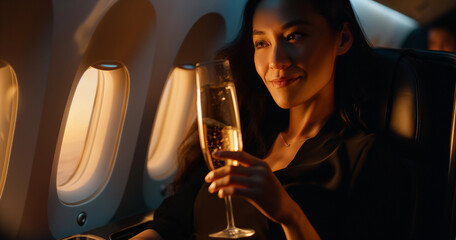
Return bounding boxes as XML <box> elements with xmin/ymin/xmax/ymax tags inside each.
<box><xmin>171</xmin><ymin>0</ymin><xmax>375</xmax><ymax>193</ymax></box>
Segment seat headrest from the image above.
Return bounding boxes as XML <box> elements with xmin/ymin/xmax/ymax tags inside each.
<box><xmin>366</xmin><ymin>48</ymin><xmax>456</xmax><ymax>159</ymax></box>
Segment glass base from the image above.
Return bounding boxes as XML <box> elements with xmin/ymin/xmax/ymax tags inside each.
<box><xmin>209</xmin><ymin>227</ymin><xmax>255</xmax><ymax>239</ymax></box>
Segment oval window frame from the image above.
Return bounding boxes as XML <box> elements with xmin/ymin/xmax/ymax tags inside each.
<box><xmin>56</xmin><ymin>62</ymin><xmax>129</xmax><ymax>205</ymax></box>
<box><xmin>0</xmin><ymin>60</ymin><xmax>18</xmax><ymax>199</ymax></box>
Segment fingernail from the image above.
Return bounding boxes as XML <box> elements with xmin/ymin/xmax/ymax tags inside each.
<box><xmin>205</xmin><ymin>172</ymin><xmax>213</xmax><ymax>182</ymax></box>
<box><xmin>218</xmin><ymin>189</ymin><xmax>224</xmax><ymax>198</ymax></box>
<box><xmin>208</xmin><ymin>183</ymin><xmax>215</xmax><ymax>193</ymax></box>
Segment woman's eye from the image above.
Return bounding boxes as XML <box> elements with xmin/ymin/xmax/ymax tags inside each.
<box><xmin>254</xmin><ymin>40</ymin><xmax>269</xmax><ymax>49</ymax></box>
<box><xmin>285</xmin><ymin>33</ymin><xmax>304</xmax><ymax>42</ymax></box>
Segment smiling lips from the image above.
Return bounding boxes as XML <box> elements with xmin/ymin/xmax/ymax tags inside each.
<box><xmin>269</xmin><ymin>77</ymin><xmax>301</xmax><ymax>88</ymax></box>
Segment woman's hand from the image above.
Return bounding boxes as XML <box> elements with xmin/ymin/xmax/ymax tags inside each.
<box><xmin>205</xmin><ymin>150</ymin><xmax>291</xmax><ymax>224</ymax></box>
<box><xmin>205</xmin><ymin>151</ymin><xmax>321</xmax><ymax>240</ymax></box>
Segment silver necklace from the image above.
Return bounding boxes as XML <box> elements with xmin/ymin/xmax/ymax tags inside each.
<box><xmin>279</xmin><ymin>133</ymin><xmax>308</xmax><ymax>148</ymax></box>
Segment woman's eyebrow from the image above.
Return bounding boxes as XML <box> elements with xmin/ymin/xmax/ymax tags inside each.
<box><xmin>252</xmin><ymin>19</ymin><xmax>309</xmax><ymax>35</ymax></box>
<box><xmin>281</xmin><ymin>19</ymin><xmax>309</xmax><ymax>30</ymax></box>
<box><xmin>252</xmin><ymin>29</ymin><xmax>264</xmax><ymax>36</ymax></box>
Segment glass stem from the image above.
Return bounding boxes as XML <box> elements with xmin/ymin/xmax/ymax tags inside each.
<box><xmin>224</xmin><ymin>196</ymin><xmax>236</xmax><ymax>230</ymax></box>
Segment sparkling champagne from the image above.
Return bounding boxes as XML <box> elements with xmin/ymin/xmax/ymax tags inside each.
<box><xmin>197</xmin><ymin>83</ymin><xmax>242</xmax><ymax>170</ymax></box>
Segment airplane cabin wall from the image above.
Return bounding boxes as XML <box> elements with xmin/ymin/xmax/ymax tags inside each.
<box><xmin>351</xmin><ymin>0</ymin><xmax>418</xmax><ymax>48</ymax></box>
<box><xmin>47</xmin><ymin>0</ymin><xmax>157</xmax><ymax>238</ymax></box>
<box><xmin>0</xmin><ymin>0</ymin><xmax>53</xmax><ymax>239</ymax></box>
<box><xmin>0</xmin><ymin>0</ymin><xmax>246</xmax><ymax>239</ymax></box>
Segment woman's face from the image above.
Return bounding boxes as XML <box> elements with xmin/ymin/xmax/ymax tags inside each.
<box><xmin>252</xmin><ymin>0</ymin><xmax>348</xmax><ymax>109</ymax></box>
<box><xmin>428</xmin><ymin>27</ymin><xmax>456</xmax><ymax>52</ymax></box>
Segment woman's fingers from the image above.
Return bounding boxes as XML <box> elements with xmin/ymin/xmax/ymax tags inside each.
<box><xmin>212</xmin><ymin>150</ymin><xmax>267</xmax><ymax>167</ymax></box>
<box><xmin>204</xmin><ymin>151</ymin><xmax>284</xmax><ymax>217</ymax></box>
<box><xmin>217</xmin><ymin>186</ymin><xmax>257</xmax><ymax>199</ymax></box>
<box><xmin>205</xmin><ymin>164</ymin><xmax>252</xmax><ymax>182</ymax></box>
<box><xmin>204</xmin><ymin>159</ymin><xmax>271</xmax><ymax>200</ymax></box>
<box><xmin>207</xmin><ymin>173</ymin><xmax>259</xmax><ymax>194</ymax></box>
<box><xmin>204</xmin><ymin>150</ymin><xmax>298</xmax><ymax>226</ymax></box>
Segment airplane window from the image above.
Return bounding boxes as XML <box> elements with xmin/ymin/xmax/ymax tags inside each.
<box><xmin>146</xmin><ymin>13</ymin><xmax>225</xmax><ymax>185</ymax></box>
<box><xmin>0</xmin><ymin>60</ymin><xmax>18</xmax><ymax>198</ymax></box>
<box><xmin>147</xmin><ymin>65</ymin><xmax>196</xmax><ymax>180</ymax></box>
<box><xmin>56</xmin><ymin>62</ymin><xmax>129</xmax><ymax>204</ymax></box>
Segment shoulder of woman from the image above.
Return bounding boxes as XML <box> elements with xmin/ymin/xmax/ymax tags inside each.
<box><xmin>340</xmin><ymin>127</ymin><xmax>384</xmax><ymax>172</ymax></box>
<box><xmin>342</xmin><ymin>126</ymin><xmax>377</xmax><ymax>152</ymax></box>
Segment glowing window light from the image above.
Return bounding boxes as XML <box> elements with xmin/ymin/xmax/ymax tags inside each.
<box><xmin>0</xmin><ymin>60</ymin><xmax>18</xmax><ymax>198</ymax></box>
<box><xmin>56</xmin><ymin>62</ymin><xmax>129</xmax><ymax>205</ymax></box>
<box><xmin>147</xmin><ymin>66</ymin><xmax>196</xmax><ymax>180</ymax></box>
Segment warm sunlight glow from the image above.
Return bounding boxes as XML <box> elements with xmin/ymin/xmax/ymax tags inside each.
<box><xmin>57</xmin><ymin>69</ymin><xmax>97</xmax><ymax>186</ymax></box>
<box><xmin>147</xmin><ymin>66</ymin><xmax>197</xmax><ymax>180</ymax></box>
<box><xmin>0</xmin><ymin>61</ymin><xmax>18</xmax><ymax>198</ymax></box>
<box><xmin>57</xmin><ymin>63</ymin><xmax>129</xmax><ymax>205</ymax></box>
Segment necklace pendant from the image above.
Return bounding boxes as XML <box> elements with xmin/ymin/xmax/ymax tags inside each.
<box><xmin>279</xmin><ymin>132</ymin><xmax>308</xmax><ymax>148</ymax></box>
<box><xmin>280</xmin><ymin>133</ymin><xmax>291</xmax><ymax>148</ymax></box>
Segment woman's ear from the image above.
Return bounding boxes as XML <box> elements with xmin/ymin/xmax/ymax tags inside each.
<box><xmin>337</xmin><ymin>22</ymin><xmax>354</xmax><ymax>55</ymax></box>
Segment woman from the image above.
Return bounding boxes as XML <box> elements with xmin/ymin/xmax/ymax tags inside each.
<box><xmin>428</xmin><ymin>26</ymin><xmax>456</xmax><ymax>52</ymax></box>
<box><xmin>133</xmin><ymin>0</ymin><xmax>413</xmax><ymax>239</ymax></box>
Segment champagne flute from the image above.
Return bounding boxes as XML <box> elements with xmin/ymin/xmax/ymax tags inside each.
<box><xmin>195</xmin><ymin>59</ymin><xmax>255</xmax><ymax>238</ymax></box>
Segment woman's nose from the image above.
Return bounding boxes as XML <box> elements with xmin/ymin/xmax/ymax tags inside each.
<box><xmin>269</xmin><ymin>42</ymin><xmax>291</xmax><ymax>70</ymax></box>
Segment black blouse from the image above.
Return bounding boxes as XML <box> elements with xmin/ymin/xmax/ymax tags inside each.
<box><xmin>148</xmin><ymin>117</ymin><xmax>415</xmax><ymax>240</ymax></box>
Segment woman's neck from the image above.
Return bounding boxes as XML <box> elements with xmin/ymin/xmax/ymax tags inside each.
<box><xmin>285</xmin><ymin>82</ymin><xmax>335</xmax><ymax>141</ymax></box>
